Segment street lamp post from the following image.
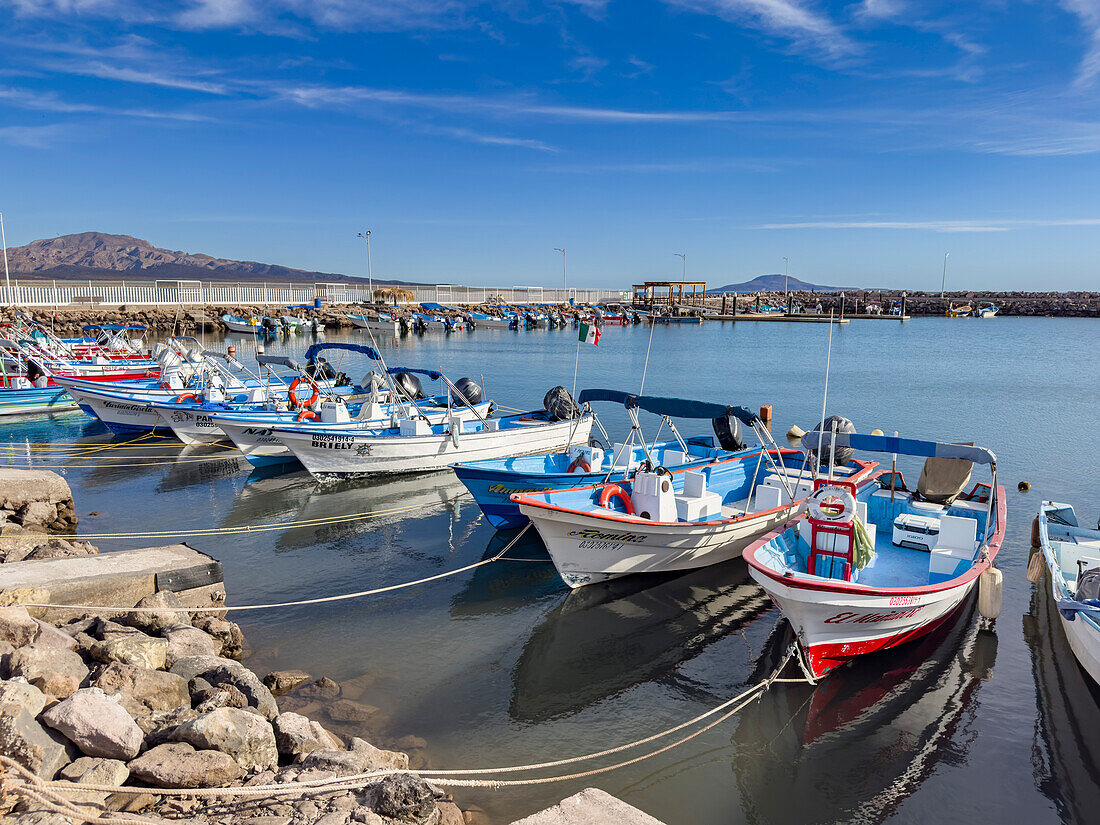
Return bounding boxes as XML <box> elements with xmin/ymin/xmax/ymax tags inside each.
<box><xmin>357</xmin><ymin>231</ymin><xmax>372</xmax><ymax>301</ymax></box>
<box><xmin>940</xmin><ymin>251</ymin><xmax>949</xmax><ymax>298</ymax></box>
<box><xmin>0</xmin><ymin>213</ymin><xmax>9</xmax><ymax>307</ymax></box>
<box><xmin>554</xmin><ymin>247</ymin><xmax>566</xmax><ymax>298</ymax></box>
<box><xmin>783</xmin><ymin>256</ymin><xmax>789</xmax><ymax>313</ymax></box>
<box><xmin>674</xmin><ymin>253</ymin><xmax>686</xmax><ymax>280</ymax></box>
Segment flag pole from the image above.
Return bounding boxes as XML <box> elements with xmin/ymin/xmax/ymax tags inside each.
<box><xmin>570</xmin><ymin>329</ymin><xmax>581</xmax><ymax>401</ymax></box>
<box><xmin>639</xmin><ymin>315</ymin><xmax>656</xmax><ymax>393</ymax></box>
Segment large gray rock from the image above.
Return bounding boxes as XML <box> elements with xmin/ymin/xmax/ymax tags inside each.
<box><xmin>92</xmin><ymin>662</ymin><xmax>190</xmax><ymax>716</ymax></box>
<box><xmin>171</xmin><ymin>706</ymin><xmax>278</xmax><ymax>772</ymax></box>
<box><xmin>0</xmin><ymin>703</ymin><xmax>72</xmax><ymax>778</ymax></box>
<box><xmin>272</xmin><ymin>712</ymin><xmax>342</xmax><ymax>759</ymax></box>
<box><xmin>57</xmin><ymin>756</ymin><xmax>130</xmax><ymax>807</ymax></box>
<box><xmin>0</xmin><ymin>470</ymin><xmax>73</xmax><ymax>524</ymax></box>
<box><xmin>370</xmin><ymin>774</ymin><xmax>438</xmax><ymax>824</ymax></box>
<box><xmin>90</xmin><ymin>634</ymin><xmax>168</xmax><ymax>670</ymax></box>
<box><xmin>133</xmin><ymin>706</ymin><xmax>200</xmax><ymax>747</ymax></box>
<box><xmin>15</xmin><ymin>500</ymin><xmax>59</xmax><ymax>529</ymax></box>
<box><xmin>8</xmin><ymin>644</ymin><xmax>89</xmax><ymax>699</ymax></box>
<box><xmin>196</xmin><ymin>662</ymin><xmax>279</xmax><ymax>720</ymax></box>
<box><xmin>122</xmin><ymin>591</ymin><xmax>190</xmax><ymax>635</ymax></box>
<box><xmin>41</xmin><ymin>687</ymin><xmax>143</xmax><ymax>760</ymax></box>
<box><xmin>30</xmin><ymin>620</ymin><xmax>78</xmax><ymax>651</ymax></box>
<box><xmin>0</xmin><ymin>606</ymin><xmax>39</xmax><ymax>647</ymax></box>
<box><xmin>163</xmin><ymin>624</ymin><xmax>218</xmax><ymax>667</ymax></box>
<box><xmin>264</xmin><ymin>669</ymin><xmax>312</xmax><ymax>697</ymax></box>
<box><xmin>191</xmin><ymin>614</ymin><xmax>244</xmax><ymax>659</ymax></box>
<box><xmin>299</xmin><ymin>737</ymin><xmax>408</xmax><ymax>776</ymax></box>
<box><xmin>0</xmin><ymin>677</ymin><xmax>48</xmax><ymax>717</ymax></box>
<box><xmin>23</xmin><ymin>538</ymin><xmax>98</xmax><ymax>561</ymax></box>
<box><xmin>169</xmin><ymin>653</ymin><xmax>238</xmax><ymax>681</ymax></box>
<box><xmin>127</xmin><ymin>741</ymin><xmax>240</xmax><ymax>788</ymax></box>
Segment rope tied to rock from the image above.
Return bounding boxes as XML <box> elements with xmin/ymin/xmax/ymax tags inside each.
<box><xmin>0</xmin><ymin>645</ymin><xmax>805</xmax><ymax>808</ymax></box>
<box><xmin>19</xmin><ymin>522</ymin><xmax>531</xmax><ymax>615</ymax></box>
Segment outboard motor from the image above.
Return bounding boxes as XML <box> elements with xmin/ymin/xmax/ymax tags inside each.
<box><xmin>260</xmin><ymin>317</ymin><xmax>277</xmax><ymax>333</ymax></box>
<box><xmin>713</xmin><ymin>412</ymin><xmax>746</xmax><ymax>452</ymax></box>
<box><xmin>451</xmin><ymin>377</ymin><xmax>483</xmax><ymax>406</ymax></box>
<box><xmin>811</xmin><ymin>415</ymin><xmax>856</xmax><ymax>466</ymax></box>
<box><xmin>306</xmin><ymin>358</ymin><xmax>338</xmax><ymax>381</ymax></box>
<box><xmin>543</xmin><ymin>386</ymin><xmax>580</xmax><ymax>421</ymax></box>
<box><xmin>465</xmin><ymin>313</ymin><xmax>476</xmax><ymax>330</ymax></box>
<box><xmin>394</xmin><ymin>371</ymin><xmax>425</xmax><ymax>400</ymax></box>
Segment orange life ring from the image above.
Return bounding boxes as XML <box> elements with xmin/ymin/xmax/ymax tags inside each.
<box><xmin>567</xmin><ymin>456</ymin><xmax>592</xmax><ymax>474</ymax></box>
<box><xmin>598</xmin><ymin>484</ymin><xmax>634</xmax><ymax>514</ymax></box>
<box><xmin>297</xmin><ymin>409</ymin><xmax>319</xmax><ymax>422</ymax></box>
<box><xmin>288</xmin><ymin>376</ymin><xmax>319</xmax><ymax>408</ymax></box>
<box><xmin>174</xmin><ymin>392</ymin><xmax>199</xmax><ymax>403</ymax></box>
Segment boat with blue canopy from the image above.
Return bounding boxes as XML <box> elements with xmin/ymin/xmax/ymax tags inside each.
<box><xmin>453</xmin><ymin>388</ymin><xmax>769</xmax><ymax>530</ymax></box>
<box><xmin>743</xmin><ymin>430</ymin><xmax>1005</xmax><ymax>679</ymax></box>
<box><xmin>1036</xmin><ymin>501</ymin><xmax>1100</xmax><ymax>685</ymax></box>
<box><xmin>512</xmin><ymin>403</ymin><xmax>880</xmax><ymax>588</ymax></box>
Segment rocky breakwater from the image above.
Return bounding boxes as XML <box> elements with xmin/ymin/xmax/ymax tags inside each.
<box><xmin>720</xmin><ymin>290</ymin><xmax>1100</xmax><ymax>317</ymax></box>
<box><xmin>0</xmin><ymin>594</ymin><xmax>475</xmax><ymax>825</ymax></box>
<box><xmin>0</xmin><ymin>469</ymin><xmax>79</xmax><ymax>547</ymax></box>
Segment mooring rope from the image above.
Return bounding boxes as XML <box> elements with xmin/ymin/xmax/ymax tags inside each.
<box><xmin>0</xmin><ymin>645</ymin><xmax>804</xmax><ymax>807</ymax></box>
<box><xmin>0</xmin><ymin>491</ymin><xmax>472</xmax><ymax>541</ymax></box>
<box><xmin>20</xmin><ymin>522</ymin><xmax>528</xmax><ymax>615</ymax></box>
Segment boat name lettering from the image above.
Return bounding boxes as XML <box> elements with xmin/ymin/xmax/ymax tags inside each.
<box><xmin>888</xmin><ymin>595</ymin><xmax>920</xmax><ymax>606</ymax></box>
<box><xmin>567</xmin><ymin>529</ymin><xmax>647</xmax><ymax>543</ymax></box>
<box><xmin>310</xmin><ymin>435</ymin><xmax>357</xmax><ymax>449</ymax></box>
<box><xmin>242</xmin><ymin>428</ymin><xmax>273</xmax><ymax>436</ymax></box>
<box><xmin>488</xmin><ymin>484</ymin><xmax>546</xmax><ymax>495</ymax></box>
<box><xmin>823</xmin><ymin>607</ymin><xmax>923</xmax><ymax>624</ymax></box>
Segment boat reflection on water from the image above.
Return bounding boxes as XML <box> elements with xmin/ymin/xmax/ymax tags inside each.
<box><xmin>510</xmin><ymin>558</ymin><xmax>774</xmax><ymax>724</ymax></box>
<box><xmin>450</xmin><ymin>529</ymin><xmax>564</xmax><ymax>617</ymax></box>
<box><xmin>248</xmin><ymin>470</ymin><xmax>472</xmax><ymax>551</ymax></box>
<box><xmin>157</xmin><ymin>444</ymin><xmax>245</xmax><ymax>493</ymax></box>
<box><xmin>1024</xmin><ymin>564</ymin><xmax>1100</xmax><ymax>823</ymax></box>
<box><xmin>731</xmin><ymin>595</ymin><xmax>996</xmax><ymax>824</ymax></box>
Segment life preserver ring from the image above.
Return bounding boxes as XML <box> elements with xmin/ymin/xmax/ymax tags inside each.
<box><xmin>296</xmin><ymin>409</ymin><xmax>318</xmax><ymax>422</ymax></box>
<box><xmin>174</xmin><ymin>392</ymin><xmax>199</xmax><ymax>403</ymax></box>
<box><xmin>288</xmin><ymin>376</ymin><xmax>319</xmax><ymax>408</ymax></box>
<box><xmin>598</xmin><ymin>484</ymin><xmax>635</xmax><ymax>515</ymax></box>
<box><xmin>807</xmin><ymin>485</ymin><xmax>856</xmax><ymax>522</ymax></box>
<box><xmin>568</xmin><ymin>456</ymin><xmax>592</xmax><ymax>474</ymax></box>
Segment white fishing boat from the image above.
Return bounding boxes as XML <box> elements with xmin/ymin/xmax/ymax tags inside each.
<box><xmin>744</xmin><ymin>431</ymin><xmax>1005</xmax><ymax>679</ymax></box>
<box><xmin>272</xmin><ymin>401</ymin><xmax>593</xmax><ymax>477</ymax></box>
<box><xmin>347</xmin><ymin>312</ymin><xmax>401</xmax><ymax>334</ymax></box>
<box><xmin>1037</xmin><ymin>502</ymin><xmax>1100</xmax><ymax>685</ymax></box>
<box><xmin>512</xmin><ymin>398</ymin><xmax>879</xmax><ymax>588</ymax></box>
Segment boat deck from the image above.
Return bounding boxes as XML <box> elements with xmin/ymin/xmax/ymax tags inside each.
<box><xmin>858</xmin><ymin>531</ymin><xmax>934</xmax><ymax>588</ymax></box>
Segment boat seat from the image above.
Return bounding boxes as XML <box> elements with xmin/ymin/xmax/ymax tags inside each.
<box><xmin>662</xmin><ymin>450</ymin><xmax>687</xmax><ymax>468</ymax></box>
<box><xmin>675</xmin><ymin>470</ymin><xmax>723</xmax><ymax>521</ymax></box>
<box><xmin>929</xmin><ymin>515</ymin><xmax>978</xmax><ymax>581</ymax></box>
<box><xmin>754</xmin><ymin>484</ymin><xmax>783</xmax><ymax>512</ymax></box>
<box><xmin>910</xmin><ymin>499</ymin><xmax>946</xmax><ymax>516</ymax></box>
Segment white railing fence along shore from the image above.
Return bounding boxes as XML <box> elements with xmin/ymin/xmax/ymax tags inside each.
<box><xmin>0</xmin><ymin>280</ymin><xmax>626</xmax><ymax>308</ymax></box>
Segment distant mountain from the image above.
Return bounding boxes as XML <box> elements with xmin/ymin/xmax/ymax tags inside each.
<box><xmin>709</xmin><ymin>274</ymin><xmax>859</xmax><ymax>293</ymax></box>
<box><xmin>3</xmin><ymin>232</ymin><xmax>424</xmax><ymax>286</ymax></box>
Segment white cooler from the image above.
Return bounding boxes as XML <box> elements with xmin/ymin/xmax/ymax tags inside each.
<box><xmin>892</xmin><ymin>513</ymin><xmax>941</xmax><ymax>552</ymax></box>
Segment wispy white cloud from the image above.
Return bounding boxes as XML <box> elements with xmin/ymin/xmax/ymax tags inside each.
<box><xmin>0</xmin><ymin>85</ymin><xmax>214</xmax><ymax>120</ymax></box>
<box><xmin>50</xmin><ymin>60</ymin><xmax>230</xmax><ymax>94</ymax></box>
<box><xmin>664</xmin><ymin>0</ymin><xmax>857</xmax><ymax>61</ymax></box>
<box><xmin>0</xmin><ymin>123</ymin><xmax>70</xmax><ymax>147</ymax></box>
<box><xmin>1061</xmin><ymin>0</ymin><xmax>1100</xmax><ymax>89</ymax></box>
<box><xmin>435</xmin><ymin>126</ymin><xmax>557</xmax><ymax>152</ymax></box>
<box><xmin>852</xmin><ymin>0</ymin><xmax>905</xmax><ymax>21</ymax></box>
<box><xmin>760</xmin><ymin>218</ymin><xmax>1100</xmax><ymax>232</ymax></box>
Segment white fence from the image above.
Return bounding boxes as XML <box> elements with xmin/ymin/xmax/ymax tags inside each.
<box><xmin>0</xmin><ymin>280</ymin><xmax>626</xmax><ymax>308</ymax></box>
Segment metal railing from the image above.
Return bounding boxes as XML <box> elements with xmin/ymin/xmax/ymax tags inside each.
<box><xmin>0</xmin><ymin>280</ymin><xmax>627</xmax><ymax>308</ymax></box>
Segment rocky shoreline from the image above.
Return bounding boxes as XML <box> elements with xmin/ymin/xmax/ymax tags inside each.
<box><xmin>0</xmin><ymin>473</ymin><xmax>482</xmax><ymax>825</ymax></box>
<box><xmin>1</xmin><ymin>288</ymin><xmax>1097</xmax><ymax>337</ymax></box>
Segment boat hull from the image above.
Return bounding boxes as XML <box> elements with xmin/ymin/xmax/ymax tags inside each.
<box><xmin>1059</xmin><ymin>610</ymin><xmax>1100</xmax><ymax>685</ymax></box>
<box><xmin>0</xmin><ymin>386</ymin><xmax>78</xmax><ymax>416</ymax></box>
<box><xmin>348</xmin><ymin>315</ymin><xmax>401</xmax><ymax>334</ymax></box>
<box><xmin>747</xmin><ymin>568</ymin><xmax>977</xmax><ymax>678</ymax></box>
<box><xmin>276</xmin><ymin>416</ymin><xmax>593</xmax><ymax>477</ymax></box>
<box><xmin>519</xmin><ymin>500</ymin><xmax>799</xmax><ymax>588</ymax></box>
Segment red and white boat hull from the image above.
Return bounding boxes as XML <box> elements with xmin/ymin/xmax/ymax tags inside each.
<box><xmin>753</xmin><ymin>572</ymin><xmax>976</xmax><ymax>678</ymax></box>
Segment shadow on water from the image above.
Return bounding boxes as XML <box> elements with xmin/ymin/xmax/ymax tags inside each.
<box><xmin>509</xmin><ymin>558</ymin><xmax>775</xmax><ymax>724</ymax></box>
<box><xmin>450</xmin><ymin>528</ymin><xmax>564</xmax><ymax>617</ymax></box>
<box><xmin>1024</xmin><ymin>565</ymin><xmax>1100</xmax><ymax>824</ymax></box>
<box><xmin>728</xmin><ymin>596</ymin><xmax>997</xmax><ymax>825</ymax></box>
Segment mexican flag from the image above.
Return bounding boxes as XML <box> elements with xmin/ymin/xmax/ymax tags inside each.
<box><xmin>578</xmin><ymin>322</ymin><xmax>602</xmax><ymax>346</ymax></box>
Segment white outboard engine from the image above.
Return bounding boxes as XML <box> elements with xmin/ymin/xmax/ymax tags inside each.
<box><xmin>319</xmin><ymin>399</ymin><xmax>351</xmax><ymax>423</ymax></box>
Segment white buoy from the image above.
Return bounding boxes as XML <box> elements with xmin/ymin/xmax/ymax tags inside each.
<box><xmin>871</xmin><ymin>428</ymin><xmax>884</xmax><ymax>436</ymax></box>
<box><xmin>979</xmin><ymin>566</ymin><xmax>1003</xmax><ymax>619</ymax></box>
<box><xmin>256</xmin><ymin>344</ymin><xmax>265</xmax><ymax>355</ymax></box>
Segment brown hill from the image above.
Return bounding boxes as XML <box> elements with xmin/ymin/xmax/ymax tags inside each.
<box><xmin>3</xmin><ymin>232</ymin><xmax>422</xmax><ymax>286</ymax></box>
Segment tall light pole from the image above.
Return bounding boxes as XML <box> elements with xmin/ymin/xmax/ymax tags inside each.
<box><xmin>357</xmin><ymin>231</ymin><xmax>372</xmax><ymax>300</ymax></box>
<box><xmin>940</xmin><ymin>251</ymin><xmax>949</xmax><ymax>297</ymax></box>
<box><xmin>554</xmin><ymin>247</ymin><xmax>566</xmax><ymax>296</ymax></box>
<box><xmin>674</xmin><ymin>253</ymin><xmax>686</xmax><ymax>280</ymax></box>
<box><xmin>783</xmin><ymin>256</ymin><xmax>789</xmax><ymax>309</ymax></box>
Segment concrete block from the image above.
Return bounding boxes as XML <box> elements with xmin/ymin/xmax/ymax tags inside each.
<box><xmin>508</xmin><ymin>788</ymin><xmax>668</xmax><ymax>825</ymax></box>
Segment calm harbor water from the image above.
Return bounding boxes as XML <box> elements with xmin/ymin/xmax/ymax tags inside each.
<box><xmin>4</xmin><ymin>317</ymin><xmax>1098</xmax><ymax>824</ymax></box>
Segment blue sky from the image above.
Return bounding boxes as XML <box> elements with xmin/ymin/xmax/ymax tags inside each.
<box><xmin>2</xmin><ymin>1</ymin><xmax>1099</xmax><ymax>290</ymax></box>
